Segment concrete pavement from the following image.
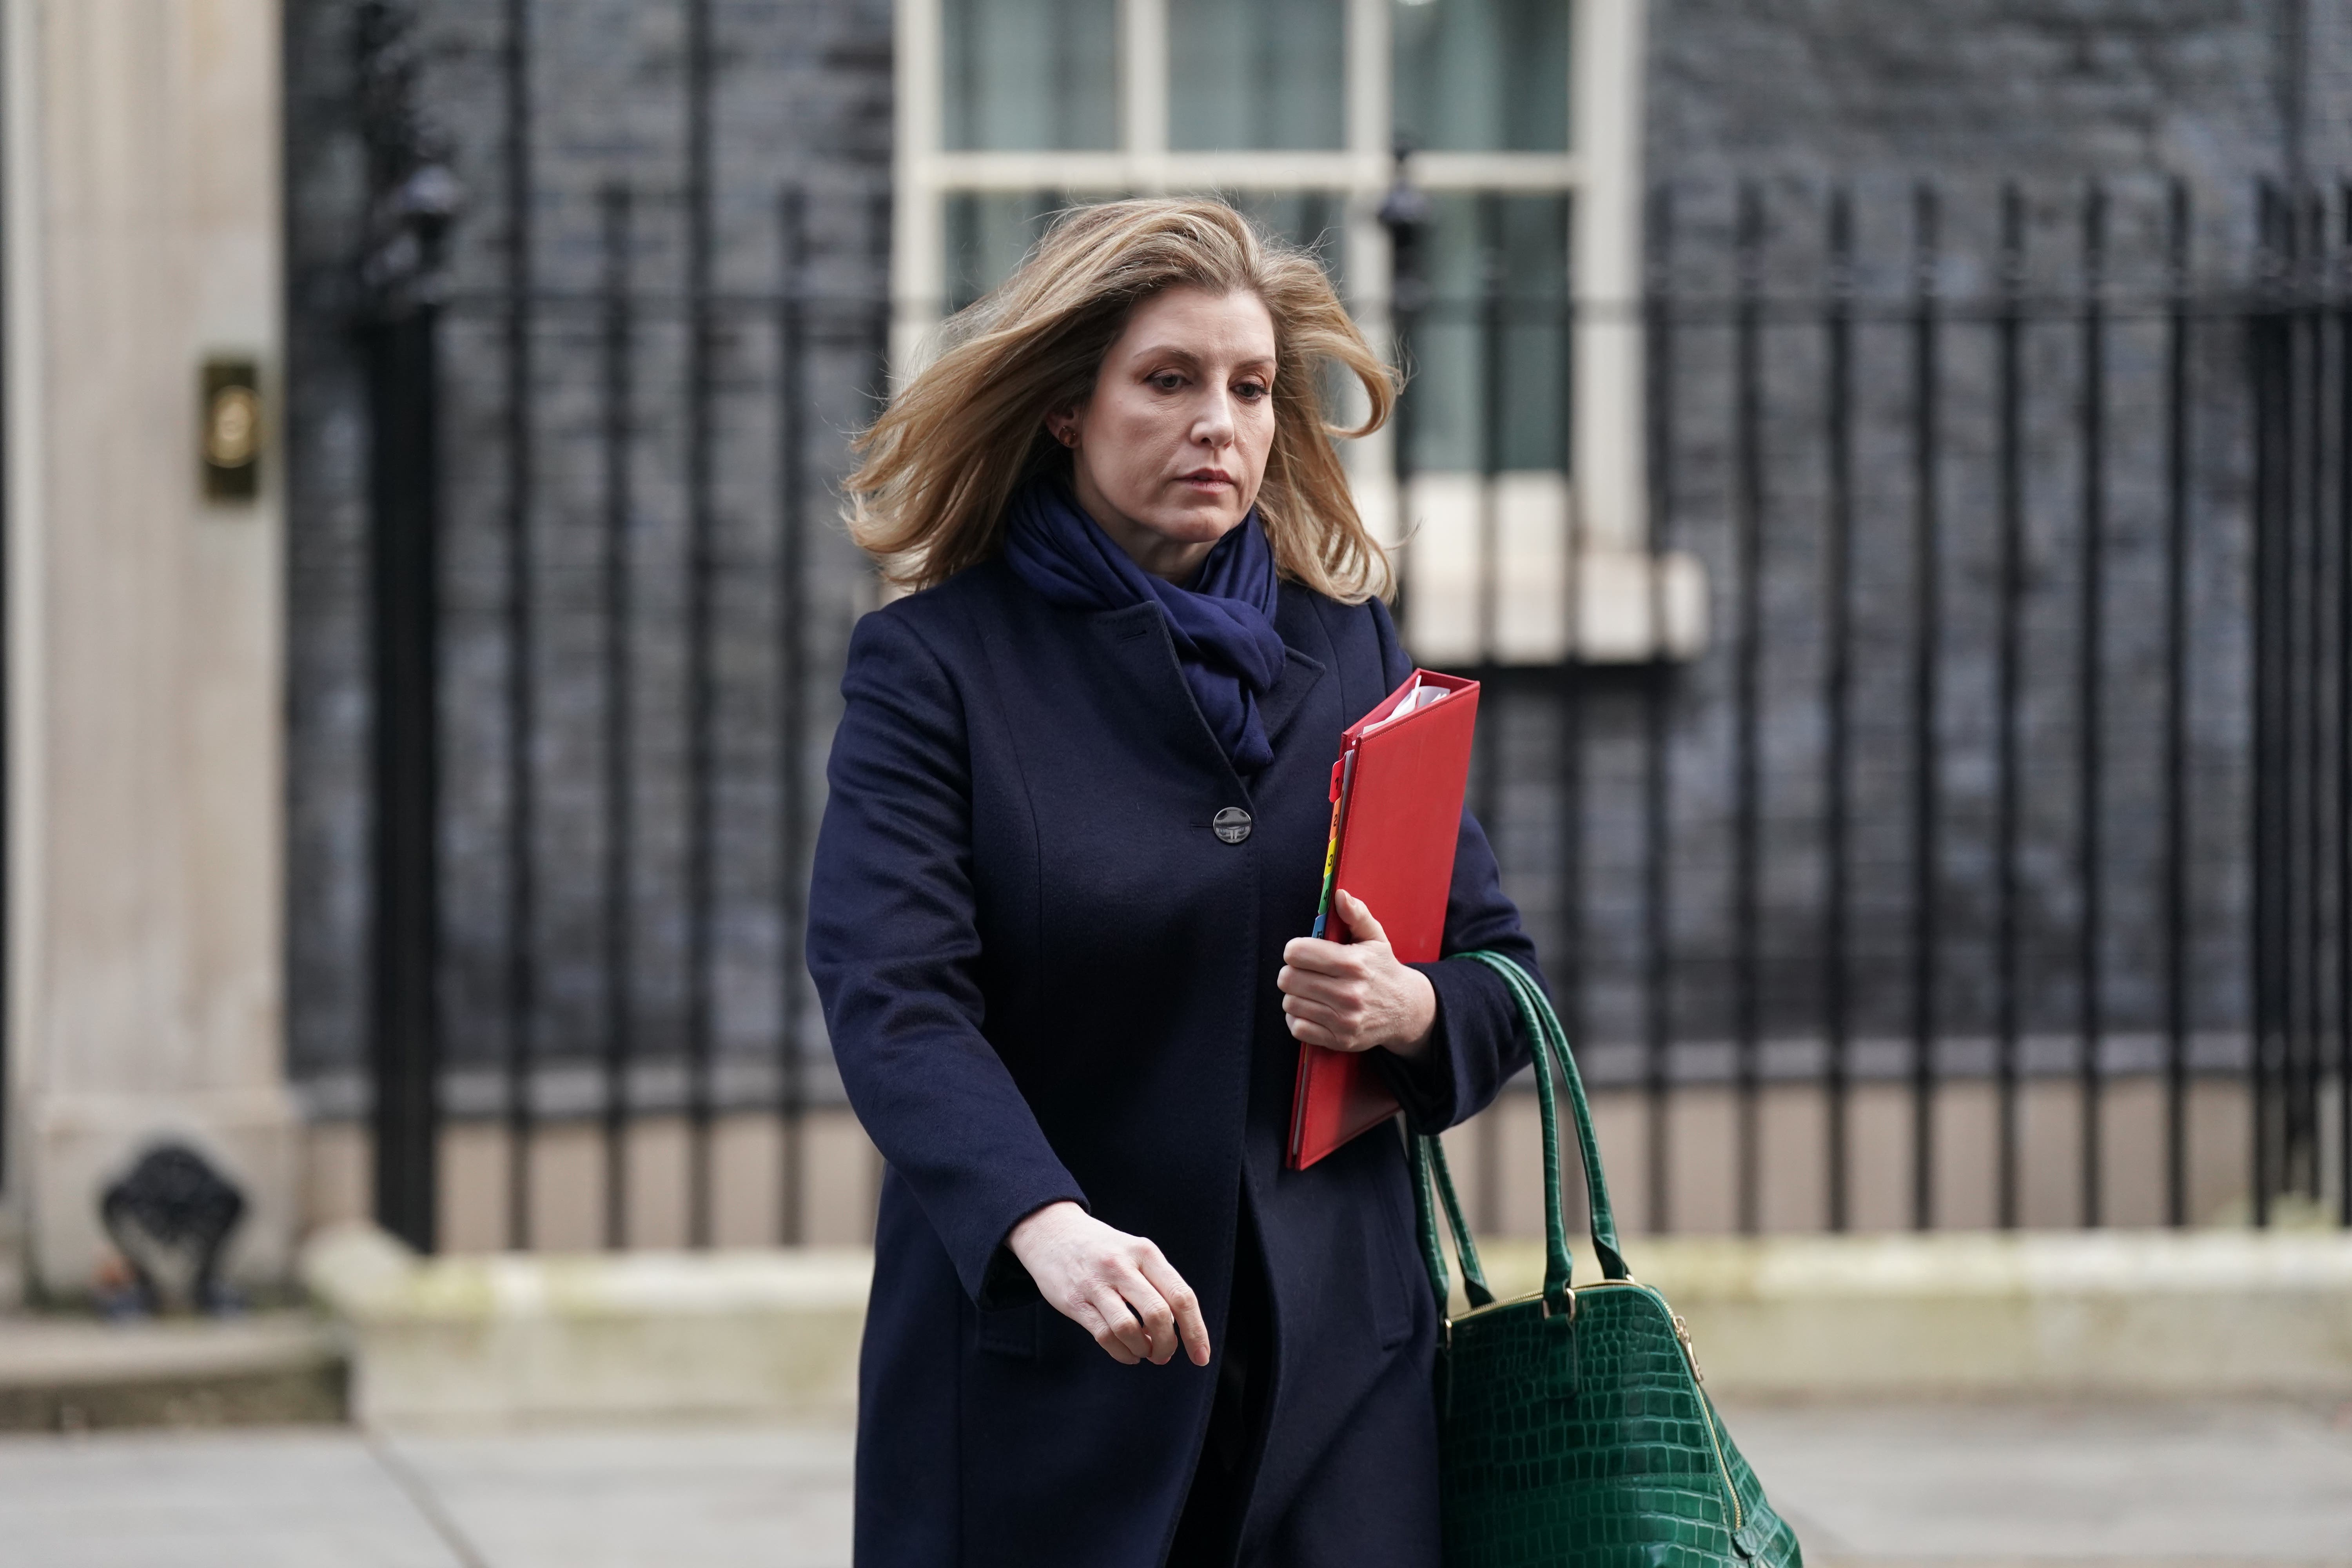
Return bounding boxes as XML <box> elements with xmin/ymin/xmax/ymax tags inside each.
<box><xmin>1724</xmin><ymin>1399</ymin><xmax>2352</xmax><ymax>1566</ymax></box>
<box><xmin>0</xmin><ymin>1401</ymin><xmax>2345</xmax><ymax>1566</ymax></box>
<box><xmin>0</xmin><ymin>1423</ymin><xmax>853</xmax><ymax>1568</ymax></box>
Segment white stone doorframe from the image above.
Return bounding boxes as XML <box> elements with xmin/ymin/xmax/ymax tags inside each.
<box><xmin>2</xmin><ymin>0</ymin><xmax>298</xmax><ymax>1304</ymax></box>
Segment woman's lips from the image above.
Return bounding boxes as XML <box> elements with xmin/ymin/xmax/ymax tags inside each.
<box><xmin>1179</xmin><ymin>471</ymin><xmax>1234</xmax><ymax>488</ymax></box>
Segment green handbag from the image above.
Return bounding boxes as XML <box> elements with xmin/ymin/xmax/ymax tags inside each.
<box><xmin>1412</xmin><ymin>951</ymin><xmax>1805</xmax><ymax>1568</ymax></box>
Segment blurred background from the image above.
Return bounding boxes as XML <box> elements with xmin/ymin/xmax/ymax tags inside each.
<box><xmin>0</xmin><ymin>2</ymin><xmax>2347</xmax><ymax>1564</ymax></box>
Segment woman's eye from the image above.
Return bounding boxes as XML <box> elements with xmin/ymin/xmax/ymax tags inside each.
<box><xmin>1149</xmin><ymin>372</ymin><xmax>1185</xmax><ymax>392</ymax></box>
<box><xmin>1235</xmin><ymin>381</ymin><xmax>1269</xmax><ymax>401</ymax></box>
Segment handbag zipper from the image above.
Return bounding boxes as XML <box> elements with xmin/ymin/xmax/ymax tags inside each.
<box><xmin>1673</xmin><ymin>1312</ymin><xmax>1744</xmax><ymax>1534</ymax></box>
<box><xmin>1672</xmin><ymin>1314</ymin><xmax>1705</xmax><ymax>1384</ymax></box>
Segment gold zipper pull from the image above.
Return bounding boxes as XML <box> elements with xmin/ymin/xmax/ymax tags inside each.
<box><xmin>1672</xmin><ymin>1314</ymin><xmax>1705</xmax><ymax>1384</ymax></box>
<box><xmin>1671</xmin><ymin>1308</ymin><xmax>1742</xmax><ymax>1531</ymax></box>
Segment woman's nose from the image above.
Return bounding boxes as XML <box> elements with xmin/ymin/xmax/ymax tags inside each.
<box><xmin>1193</xmin><ymin>392</ymin><xmax>1237</xmax><ymax>448</ymax></box>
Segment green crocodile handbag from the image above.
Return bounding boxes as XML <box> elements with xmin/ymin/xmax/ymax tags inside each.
<box><xmin>1414</xmin><ymin>952</ymin><xmax>1805</xmax><ymax>1568</ymax></box>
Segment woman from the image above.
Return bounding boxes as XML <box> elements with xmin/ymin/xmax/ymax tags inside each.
<box><xmin>808</xmin><ymin>199</ymin><xmax>1541</xmax><ymax>1568</ymax></box>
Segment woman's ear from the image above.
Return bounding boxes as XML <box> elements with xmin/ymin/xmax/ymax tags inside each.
<box><xmin>1044</xmin><ymin>405</ymin><xmax>1081</xmax><ymax>449</ymax></box>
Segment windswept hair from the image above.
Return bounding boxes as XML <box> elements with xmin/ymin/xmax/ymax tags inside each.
<box><xmin>845</xmin><ymin>198</ymin><xmax>1396</xmax><ymax>601</ymax></box>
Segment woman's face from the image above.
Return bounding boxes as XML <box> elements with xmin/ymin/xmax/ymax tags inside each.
<box><xmin>1047</xmin><ymin>285</ymin><xmax>1278</xmax><ymax>583</ymax></box>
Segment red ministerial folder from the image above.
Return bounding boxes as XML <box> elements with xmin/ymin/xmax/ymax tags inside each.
<box><xmin>1287</xmin><ymin>669</ymin><xmax>1481</xmax><ymax>1170</ymax></box>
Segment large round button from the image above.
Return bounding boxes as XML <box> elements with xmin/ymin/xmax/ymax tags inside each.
<box><xmin>1212</xmin><ymin>807</ymin><xmax>1253</xmax><ymax>844</ymax></box>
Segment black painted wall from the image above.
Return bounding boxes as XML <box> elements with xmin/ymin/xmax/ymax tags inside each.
<box><xmin>284</xmin><ymin>0</ymin><xmax>891</xmax><ymax>1085</ymax></box>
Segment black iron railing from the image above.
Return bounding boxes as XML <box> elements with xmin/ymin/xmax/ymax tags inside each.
<box><xmin>353</xmin><ymin>168</ymin><xmax>2351</xmax><ymax>1249</ymax></box>
<box><xmin>1382</xmin><ymin>175</ymin><xmax>2350</xmax><ymax>1235</ymax></box>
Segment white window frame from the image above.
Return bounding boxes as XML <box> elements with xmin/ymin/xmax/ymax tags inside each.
<box><xmin>893</xmin><ymin>0</ymin><xmax>1696</xmax><ymax>659</ymax></box>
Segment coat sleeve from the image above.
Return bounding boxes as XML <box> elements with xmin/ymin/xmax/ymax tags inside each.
<box><xmin>807</xmin><ymin>606</ymin><xmax>1086</xmax><ymax>1306</ymax></box>
<box><xmin>1363</xmin><ymin>597</ymin><xmax>1544</xmax><ymax>1134</ymax></box>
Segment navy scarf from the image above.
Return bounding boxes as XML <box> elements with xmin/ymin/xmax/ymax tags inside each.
<box><xmin>1002</xmin><ymin>478</ymin><xmax>1287</xmax><ymax>773</ymax></box>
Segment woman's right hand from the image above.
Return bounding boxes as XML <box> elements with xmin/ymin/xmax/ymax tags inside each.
<box><xmin>1005</xmin><ymin>1201</ymin><xmax>1212</xmax><ymax>1367</ymax></box>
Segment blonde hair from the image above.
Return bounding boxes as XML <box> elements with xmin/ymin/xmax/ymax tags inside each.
<box><xmin>845</xmin><ymin>198</ymin><xmax>1396</xmax><ymax>601</ymax></box>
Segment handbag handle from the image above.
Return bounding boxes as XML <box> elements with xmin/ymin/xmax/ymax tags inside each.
<box><xmin>1411</xmin><ymin>951</ymin><xmax>1630</xmax><ymax>1320</ymax></box>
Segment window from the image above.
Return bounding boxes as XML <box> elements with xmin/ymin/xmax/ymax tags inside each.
<box><xmin>942</xmin><ymin>0</ymin><xmax>1120</xmax><ymax>151</ymax></box>
<box><xmin>1169</xmin><ymin>0</ymin><xmax>1348</xmax><ymax>152</ymax></box>
<box><xmin>1393</xmin><ymin>0</ymin><xmax>1570</xmax><ymax>154</ymax></box>
<box><xmin>894</xmin><ymin>0</ymin><xmax>1687</xmax><ymax>661</ymax></box>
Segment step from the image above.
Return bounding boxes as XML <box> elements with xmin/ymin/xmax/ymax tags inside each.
<box><xmin>304</xmin><ymin>1220</ymin><xmax>2352</xmax><ymax>1428</ymax></box>
<box><xmin>302</xmin><ymin>1223</ymin><xmax>869</xmax><ymax>1428</ymax></box>
<box><xmin>0</xmin><ymin>1312</ymin><xmax>347</xmax><ymax>1432</ymax></box>
<box><xmin>1472</xmin><ymin>1227</ymin><xmax>2352</xmax><ymax>1399</ymax></box>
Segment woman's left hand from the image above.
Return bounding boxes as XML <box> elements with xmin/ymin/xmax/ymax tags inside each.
<box><xmin>1278</xmin><ymin>889</ymin><xmax>1438</xmax><ymax>1060</ymax></box>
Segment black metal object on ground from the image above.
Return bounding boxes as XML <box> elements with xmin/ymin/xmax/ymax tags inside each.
<box><xmin>98</xmin><ymin>1145</ymin><xmax>247</xmax><ymax>1314</ymax></box>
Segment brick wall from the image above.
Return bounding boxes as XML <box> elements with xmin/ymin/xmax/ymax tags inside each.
<box><xmin>281</xmin><ymin>1</ymin><xmax>2352</xmax><ymax>1084</ymax></box>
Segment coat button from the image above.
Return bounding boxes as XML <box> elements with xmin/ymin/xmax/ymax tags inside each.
<box><xmin>1213</xmin><ymin>807</ymin><xmax>1253</xmax><ymax>844</ymax></box>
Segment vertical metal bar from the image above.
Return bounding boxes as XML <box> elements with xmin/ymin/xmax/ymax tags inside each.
<box><xmin>1822</xmin><ymin>186</ymin><xmax>1855</xmax><ymax>1233</ymax></box>
<box><xmin>683</xmin><ymin>0</ymin><xmax>718</xmax><ymax>1248</ymax></box>
<box><xmin>2266</xmin><ymin>181</ymin><xmax>2296</xmax><ymax>1218</ymax></box>
<box><xmin>599</xmin><ymin>185</ymin><xmax>635</xmax><ymax>1251</ymax></box>
<box><xmin>2321</xmin><ymin>181</ymin><xmax>2343</xmax><ymax>1216</ymax></box>
<box><xmin>776</xmin><ymin>186</ymin><xmax>809</xmax><ymax>1246</ymax></box>
<box><xmin>1732</xmin><ymin>181</ymin><xmax>1765</xmax><ymax>1236</ymax></box>
<box><xmin>1473</xmin><ymin>192</ymin><xmax>1504</xmax><ymax>1234</ymax></box>
<box><xmin>1551</xmin><ymin>225</ymin><xmax>1585</xmax><ymax>1231</ymax></box>
<box><xmin>1908</xmin><ymin>183</ymin><xmax>1944</xmax><ymax>1231</ymax></box>
<box><xmin>1477</xmin><ymin>192</ymin><xmax>1505</xmax><ymax>665</ymax></box>
<box><xmin>367</xmin><ymin>304</ymin><xmax>445</xmax><ymax>1255</ymax></box>
<box><xmin>2285</xmin><ymin>189</ymin><xmax>2316</xmax><ymax>1202</ymax></box>
<box><xmin>1391</xmin><ymin>301</ymin><xmax>1416</xmax><ymax>634</ymax></box>
<box><xmin>2338</xmin><ymin>183</ymin><xmax>2352</xmax><ymax>1227</ymax></box>
<box><xmin>2323</xmin><ymin>182</ymin><xmax>2347</xmax><ymax>1219</ymax></box>
<box><xmin>2264</xmin><ymin>177</ymin><xmax>2303</xmax><ymax>1216</ymax></box>
<box><xmin>2252</xmin><ymin>181</ymin><xmax>2285</xmax><ymax>1229</ymax></box>
<box><xmin>2162</xmin><ymin>177</ymin><xmax>2194</xmax><ymax>1228</ymax></box>
<box><xmin>2337</xmin><ymin>182</ymin><xmax>2352</xmax><ymax>1228</ymax></box>
<box><xmin>2294</xmin><ymin>191</ymin><xmax>2326</xmax><ymax>1200</ymax></box>
<box><xmin>2076</xmin><ymin>180</ymin><xmax>2107</xmax><ymax>1227</ymax></box>
<box><xmin>1642</xmin><ymin>184</ymin><xmax>1676</xmax><ymax>1234</ymax></box>
<box><xmin>359</xmin><ymin>0</ymin><xmax>455</xmax><ymax>1258</ymax></box>
<box><xmin>1994</xmin><ymin>182</ymin><xmax>2026</xmax><ymax>1231</ymax></box>
<box><xmin>501</xmin><ymin>0</ymin><xmax>539</xmax><ymax>1254</ymax></box>
<box><xmin>1387</xmin><ymin>173</ymin><xmax>1425</xmax><ymax>635</ymax></box>
<box><xmin>871</xmin><ymin>189</ymin><xmax>895</xmax><ymax>412</ymax></box>
<box><xmin>1556</xmin><ymin>206</ymin><xmax>1587</xmax><ymax>1063</ymax></box>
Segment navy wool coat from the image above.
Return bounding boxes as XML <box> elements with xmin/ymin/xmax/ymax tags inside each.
<box><xmin>807</xmin><ymin>559</ymin><xmax>1540</xmax><ymax>1568</ymax></box>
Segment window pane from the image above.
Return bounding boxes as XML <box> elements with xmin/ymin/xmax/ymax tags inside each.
<box><xmin>1169</xmin><ymin>0</ymin><xmax>1346</xmax><ymax>151</ymax></box>
<box><xmin>1392</xmin><ymin>0</ymin><xmax>1570</xmax><ymax>154</ymax></box>
<box><xmin>943</xmin><ymin>0</ymin><xmax>1118</xmax><ymax>151</ymax></box>
<box><xmin>1403</xmin><ymin>193</ymin><xmax>1570</xmax><ymax>472</ymax></box>
<box><xmin>943</xmin><ymin>192</ymin><xmax>1072</xmax><ymax>308</ymax></box>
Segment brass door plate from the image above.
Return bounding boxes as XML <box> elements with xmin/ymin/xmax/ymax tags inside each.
<box><xmin>200</xmin><ymin>358</ymin><xmax>262</xmax><ymax>502</ymax></box>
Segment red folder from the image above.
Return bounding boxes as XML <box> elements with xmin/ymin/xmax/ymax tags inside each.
<box><xmin>1286</xmin><ymin>669</ymin><xmax>1481</xmax><ymax>1170</ymax></box>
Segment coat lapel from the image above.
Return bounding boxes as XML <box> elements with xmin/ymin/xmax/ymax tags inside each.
<box><xmin>1255</xmin><ymin>646</ymin><xmax>1327</xmax><ymax>754</ymax></box>
<box><xmin>1086</xmin><ymin>603</ymin><xmax>1239</xmax><ymax>779</ymax></box>
<box><xmin>1262</xmin><ymin>583</ymin><xmax>1345</xmax><ymax>759</ymax></box>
